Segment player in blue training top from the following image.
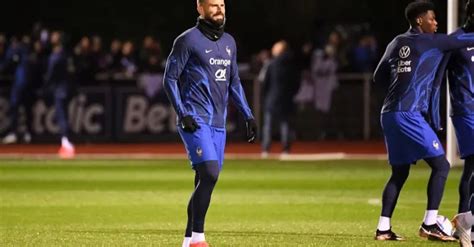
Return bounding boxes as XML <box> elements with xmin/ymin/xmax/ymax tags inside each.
<box><xmin>44</xmin><ymin>31</ymin><xmax>76</xmax><ymax>159</ymax></box>
<box><xmin>0</xmin><ymin>37</ymin><xmax>34</xmax><ymax>144</ymax></box>
<box><xmin>373</xmin><ymin>1</ymin><xmax>474</xmax><ymax>242</ymax></box>
<box><xmin>443</xmin><ymin>1</ymin><xmax>474</xmax><ymax>245</ymax></box>
<box><xmin>163</xmin><ymin>0</ymin><xmax>257</xmax><ymax>246</ymax></box>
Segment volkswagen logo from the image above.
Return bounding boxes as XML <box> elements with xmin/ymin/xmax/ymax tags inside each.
<box><xmin>399</xmin><ymin>46</ymin><xmax>411</xmax><ymax>59</ymax></box>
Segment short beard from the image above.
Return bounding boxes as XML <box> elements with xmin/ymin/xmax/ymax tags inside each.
<box><xmin>205</xmin><ymin>14</ymin><xmax>225</xmax><ymax>27</ymax></box>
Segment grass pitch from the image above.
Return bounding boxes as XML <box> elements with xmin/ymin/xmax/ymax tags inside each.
<box><xmin>0</xmin><ymin>159</ymin><xmax>464</xmax><ymax>246</ymax></box>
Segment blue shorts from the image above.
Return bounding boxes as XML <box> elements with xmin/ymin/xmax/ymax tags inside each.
<box><xmin>381</xmin><ymin>112</ymin><xmax>445</xmax><ymax>165</ymax></box>
<box><xmin>452</xmin><ymin>114</ymin><xmax>474</xmax><ymax>159</ymax></box>
<box><xmin>178</xmin><ymin>124</ymin><xmax>226</xmax><ymax>169</ymax></box>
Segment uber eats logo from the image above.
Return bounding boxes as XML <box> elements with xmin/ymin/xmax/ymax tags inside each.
<box><xmin>397</xmin><ymin>46</ymin><xmax>412</xmax><ymax>73</ymax></box>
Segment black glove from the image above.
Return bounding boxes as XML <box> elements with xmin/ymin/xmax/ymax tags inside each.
<box><xmin>246</xmin><ymin>119</ymin><xmax>257</xmax><ymax>143</ymax></box>
<box><xmin>181</xmin><ymin>115</ymin><xmax>200</xmax><ymax>133</ymax></box>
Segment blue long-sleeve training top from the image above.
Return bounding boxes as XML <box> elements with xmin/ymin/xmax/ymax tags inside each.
<box><xmin>163</xmin><ymin>26</ymin><xmax>254</xmax><ymax>128</ymax></box>
<box><xmin>45</xmin><ymin>48</ymin><xmax>72</xmax><ymax>85</ymax></box>
<box><xmin>446</xmin><ymin>28</ymin><xmax>474</xmax><ymax>116</ymax></box>
<box><xmin>1</xmin><ymin>43</ymin><xmax>30</xmax><ymax>84</ymax></box>
<box><xmin>374</xmin><ymin>28</ymin><xmax>474</xmax><ymax>130</ymax></box>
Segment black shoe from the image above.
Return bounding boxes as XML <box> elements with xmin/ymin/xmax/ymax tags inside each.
<box><xmin>375</xmin><ymin>229</ymin><xmax>405</xmax><ymax>241</ymax></box>
<box><xmin>419</xmin><ymin>223</ymin><xmax>456</xmax><ymax>241</ymax></box>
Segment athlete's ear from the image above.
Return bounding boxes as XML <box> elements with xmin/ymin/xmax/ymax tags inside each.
<box><xmin>417</xmin><ymin>18</ymin><xmax>422</xmax><ymax>26</ymax></box>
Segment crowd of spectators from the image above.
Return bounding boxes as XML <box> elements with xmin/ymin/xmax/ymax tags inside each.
<box><xmin>0</xmin><ymin>28</ymin><xmax>165</xmax><ymax>86</ymax></box>
<box><xmin>252</xmin><ymin>25</ymin><xmax>378</xmax><ymax>107</ymax></box>
<box><xmin>249</xmin><ymin>24</ymin><xmax>378</xmax><ymax>141</ymax></box>
<box><xmin>0</xmin><ymin>22</ymin><xmax>379</xmax><ymax>145</ymax></box>
<box><xmin>0</xmin><ymin>23</ymin><xmax>377</xmax><ymax>85</ymax></box>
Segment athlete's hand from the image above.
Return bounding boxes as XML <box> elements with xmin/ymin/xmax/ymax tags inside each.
<box><xmin>246</xmin><ymin>119</ymin><xmax>257</xmax><ymax>143</ymax></box>
<box><xmin>181</xmin><ymin>116</ymin><xmax>200</xmax><ymax>133</ymax></box>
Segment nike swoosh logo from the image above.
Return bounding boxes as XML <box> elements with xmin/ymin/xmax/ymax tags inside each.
<box><xmin>467</xmin><ymin>47</ymin><xmax>474</xmax><ymax>51</ymax></box>
<box><xmin>205</xmin><ymin>49</ymin><xmax>213</xmax><ymax>53</ymax></box>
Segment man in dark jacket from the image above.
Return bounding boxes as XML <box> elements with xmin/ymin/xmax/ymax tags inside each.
<box><xmin>1</xmin><ymin>36</ymin><xmax>38</xmax><ymax>144</ymax></box>
<box><xmin>44</xmin><ymin>31</ymin><xmax>76</xmax><ymax>159</ymax></box>
<box><xmin>261</xmin><ymin>40</ymin><xmax>300</xmax><ymax>157</ymax></box>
